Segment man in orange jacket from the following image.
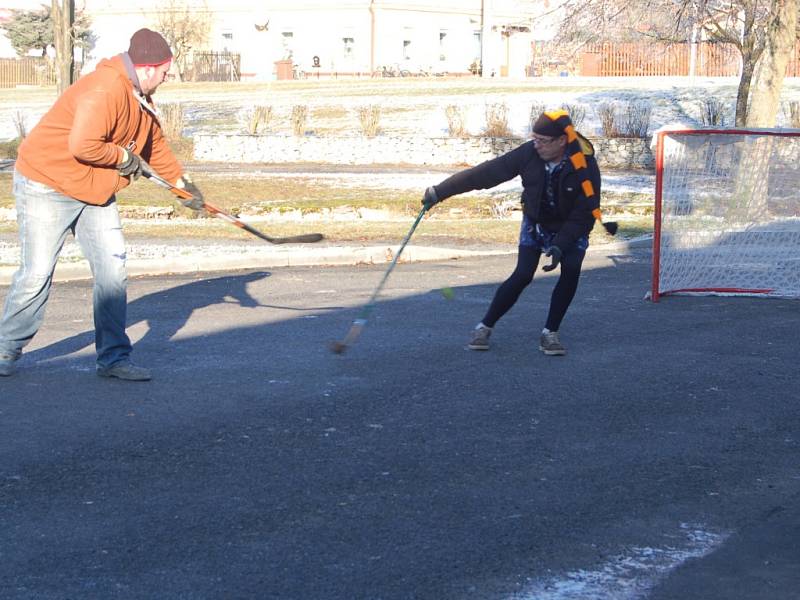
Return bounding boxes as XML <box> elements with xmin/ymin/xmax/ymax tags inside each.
<box><xmin>0</xmin><ymin>28</ymin><xmax>202</xmax><ymax>381</ymax></box>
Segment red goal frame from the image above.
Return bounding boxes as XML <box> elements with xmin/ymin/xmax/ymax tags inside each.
<box><xmin>651</xmin><ymin>127</ymin><xmax>800</xmax><ymax>302</ymax></box>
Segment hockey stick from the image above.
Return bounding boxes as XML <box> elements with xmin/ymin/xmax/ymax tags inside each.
<box><xmin>139</xmin><ymin>161</ymin><xmax>324</xmax><ymax>245</ymax></box>
<box><xmin>331</xmin><ymin>205</ymin><xmax>428</xmax><ymax>354</ymax></box>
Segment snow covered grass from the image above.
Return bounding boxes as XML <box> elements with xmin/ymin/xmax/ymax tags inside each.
<box><xmin>4</xmin><ymin>76</ymin><xmax>800</xmax><ymax>141</ymax></box>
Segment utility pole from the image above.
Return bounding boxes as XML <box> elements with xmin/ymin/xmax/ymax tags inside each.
<box><xmin>52</xmin><ymin>0</ymin><xmax>75</xmax><ymax>94</ymax></box>
<box><xmin>481</xmin><ymin>0</ymin><xmax>493</xmax><ymax>78</ymax></box>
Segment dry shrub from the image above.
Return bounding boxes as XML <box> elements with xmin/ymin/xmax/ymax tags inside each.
<box><xmin>445</xmin><ymin>105</ymin><xmax>467</xmax><ymax>137</ymax></box>
<box><xmin>561</xmin><ymin>103</ymin><xmax>586</xmax><ymax>130</ymax></box>
<box><xmin>483</xmin><ymin>102</ymin><xmax>510</xmax><ymax>137</ymax></box>
<box><xmin>357</xmin><ymin>105</ymin><xmax>381</xmax><ymax>137</ymax></box>
<box><xmin>597</xmin><ymin>103</ymin><xmax>619</xmax><ymax>137</ymax></box>
<box><xmin>291</xmin><ymin>105</ymin><xmax>308</xmax><ymax>136</ymax></box>
<box><xmin>620</xmin><ymin>101</ymin><xmax>651</xmax><ymax>138</ymax></box>
<box><xmin>783</xmin><ymin>101</ymin><xmax>800</xmax><ymax>128</ymax></box>
<box><xmin>529</xmin><ymin>102</ymin><xmax>584</xmax><ymax>132</ymax></box>
<box><xmin>528</xmin><ymin>101</ymin><xmax>546</xmax><ymax>131</ymax></box>
<box><xmin>597</xmin><ymin>101</ymin><xmax>651</xmax><ymax>138</ymax></box>
<box><xmin>701</xmin><ymin>97</ymin><xmax>727</xmax><ymax>126</ymax></box>
<box><xmin>0</xmin><ymin>138</ymin><xmax>20</xmax><ymax>159</ymax></box>
<box><xmin>245</xmin><ymin>105</ymin><xmax>273</xmax><ymax>134</ymax></box>
<box><xmin>158</xmin><ymin>102</ymin><xmax>185</xmax><ymax>139</ymax></box>
<box><xmin>12</xmin><ymin>110</ymin><xmax>27</xmax><ymax>139</ymax></box>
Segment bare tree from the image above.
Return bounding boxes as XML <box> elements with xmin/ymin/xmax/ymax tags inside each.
<box><xmin>552</xmin><ymin>0</ymin><xmax>799</xmax><ymax>126</ymax></box>
<box><xmin>152</xmin><ymin>0</ymin><xmax>211</xmax><ymax>81</ymax></box>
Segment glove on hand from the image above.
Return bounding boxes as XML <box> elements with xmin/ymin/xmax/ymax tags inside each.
<box><xmin>542</xmin><ymin>245</ymin><xmax>562</xmax><ymax>272</ymax></box>
<box><xmin>116</xmin><ymin>149</ymin><xmax>143</xmax><ymax>180</ymax></box>
<box><xmin>177</xmin><ymin>175</ymin><xmax>204</xmax><ymax>210</ymax></box>
<box><xmin>421</xmin><ymin>186</ymin><xmax>440</xmax><ymax>210</ymax></box>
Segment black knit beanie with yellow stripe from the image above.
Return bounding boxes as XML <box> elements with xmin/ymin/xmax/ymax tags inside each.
<box><xmin>533</xmin><ymin>110</ymin><xmax>617</xmax><ymax>235</ymax></box>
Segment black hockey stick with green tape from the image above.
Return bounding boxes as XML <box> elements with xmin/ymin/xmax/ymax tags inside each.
<box><xmin>331</xmin><ymin>205</ymin><xmax>428</xmax><ymax>354</ymax></box>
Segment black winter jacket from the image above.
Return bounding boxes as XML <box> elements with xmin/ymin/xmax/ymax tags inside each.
<box><xmin>433</xmin><ymin>137</ymin><xmax>601</xmax><ymax>250</ymax></box>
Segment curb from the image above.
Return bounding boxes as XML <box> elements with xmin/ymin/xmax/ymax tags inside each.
<box><xmin>0</xmin><ymin>236</ymin><xmax>652</xmax><ymax>285</ymax></box>
<box><xmin>0</xmin><ymin>245</ymin><xmax>514</xmax><ymax>285</ymax></box>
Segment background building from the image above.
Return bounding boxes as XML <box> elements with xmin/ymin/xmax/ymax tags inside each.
<box><xmin>78</xmin><ymin>0</ymin><xmax>556</xmax><ymax>79</ymax></box>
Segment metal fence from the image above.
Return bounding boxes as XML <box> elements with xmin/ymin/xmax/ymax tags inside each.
<box><xmin>188</xmin><ymin>52</ymin><xmax>241</xmax><ymax>82</ymax></box>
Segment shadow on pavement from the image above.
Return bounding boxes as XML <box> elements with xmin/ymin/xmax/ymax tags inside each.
<box><xmin>1</xmin><ymin>252</ymin><xmax>799</xmax><ymax>599</ymax></box>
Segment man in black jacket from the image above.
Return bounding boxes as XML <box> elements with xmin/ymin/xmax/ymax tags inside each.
<box><xmin>422</xmin><ymin>110</ymin><xmax>609</xmax><ymax>356</ymax></box>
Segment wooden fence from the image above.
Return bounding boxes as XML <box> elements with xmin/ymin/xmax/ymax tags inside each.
<box><xmin>577</xmin><ymin>41</ymin><xmax>800</xmax><ymax>77</ymax></box>
<box><xmin>0</xmin><ymin>57</ymin><xmax>56</xmax><ymax>88</ymax></box>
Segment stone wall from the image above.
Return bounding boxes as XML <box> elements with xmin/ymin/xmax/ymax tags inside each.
<box><xmin>194</xmin><ymin>134</ymin><xmax>654</xmax><ymax>170</ymax></box>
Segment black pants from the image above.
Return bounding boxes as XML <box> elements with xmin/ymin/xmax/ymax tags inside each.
<box><xmin>481</xmin><ymin>244</ymin><xmax>585</xmax><ymax>332</ymax></box>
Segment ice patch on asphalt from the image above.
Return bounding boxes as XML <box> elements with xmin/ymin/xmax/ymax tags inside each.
<box><xmin>509</xmin><ymin>524</ymin><xmax>728</xmax><ymax>600</ymax></box>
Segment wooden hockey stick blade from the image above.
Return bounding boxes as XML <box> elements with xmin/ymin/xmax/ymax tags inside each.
<box><xmin>330</xmin><ymin>206</ymin><xmax>428</xmax><ymax>354</ymax></box>
<box><xmin>140</xmin><ymin>163</ymin><xmax>324</xmax><ymax>244</ymax></box>
<box><xmin>330</xmin><ymin>319</ymin><xmax>366</xmax><ymax>354</ymax></box>
<box><xmin>201</xmin><ymin>204</ymin><xmax>324</xmax><ymax>244</ymax></box>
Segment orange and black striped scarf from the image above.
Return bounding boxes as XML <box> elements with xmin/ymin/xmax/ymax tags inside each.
<box><xmin>536</xmin><ymin>109</ymin><xmax>617</xmax><ymax>235</ymax></box>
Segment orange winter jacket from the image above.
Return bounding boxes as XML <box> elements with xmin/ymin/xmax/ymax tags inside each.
<box><xmin>15</xmin><ymin>54</ymin><xmax>182</xmax><ymax>205</ymax></box>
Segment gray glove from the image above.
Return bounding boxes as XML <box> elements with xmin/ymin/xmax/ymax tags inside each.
<box><xmin>177</xmin><ymin>175</ymin><xmax>204</xmax><ymax>210</ymax></box>
<box><xmin>421</xmin><ymin>186</ymin><xmax>440</xmax><ymax>210</ymax></box>
<box><xmin>542</xmin><ymin>245</ymin><xmax>562</xmax><ymax>272</ymax></box>
<box><xmin>116</xmin><ymin>149</ymin><xmax>143</xmax><ymax>180</ymax></box>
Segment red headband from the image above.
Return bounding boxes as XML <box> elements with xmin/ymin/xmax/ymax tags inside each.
<box><xmin>134</xmin><ymin>58</ymin><xmax>172</xmax><ymax>68</ymax></box>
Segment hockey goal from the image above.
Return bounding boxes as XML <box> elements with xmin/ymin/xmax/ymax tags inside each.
<box><xmin>651</xmin><ymin>128</ymin><xmax>800</xmax><ymax>301</ymax></box>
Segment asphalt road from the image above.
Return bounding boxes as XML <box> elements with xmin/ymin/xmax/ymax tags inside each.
<box><xmin>1</xmin><ymin>246</ymin><xmax>798</xmax><ymax>599</ymax></box>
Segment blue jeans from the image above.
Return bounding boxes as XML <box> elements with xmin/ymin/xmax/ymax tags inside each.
<box><xmin>0</xmin><ymin>172</ymin><xmax>131</xmax><ymax>368</ymax></box>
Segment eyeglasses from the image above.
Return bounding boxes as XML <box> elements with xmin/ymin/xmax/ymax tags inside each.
<box><xmin>531</xmin><ymin>135</ymin><xmax>559</xmax><ymax>145</ymax></box>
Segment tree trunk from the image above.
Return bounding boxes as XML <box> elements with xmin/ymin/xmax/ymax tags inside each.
<box><xmin>52</xmin><ymin>0</ymin><xmax>75</xmax><ymax>95</ymax></box>
<box><xmin>738</xmin><ymin>0</ymin><xmax>799</xmax><ymax>219</ymax></box>
<box><xmin>746</xmin><ymin>0</ymin><xmax>799</xmax><ymax>126</ymax></box>
<box><xmin>735</xmin><ymin>61</ymin><xmax>755</xmax><ymax>126</ymax></box>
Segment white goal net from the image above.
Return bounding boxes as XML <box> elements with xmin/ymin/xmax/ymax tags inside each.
<box><xmin>652</xmin><ymin>128</ymin><xmax>800</xmax><ymax>300</ymax></box>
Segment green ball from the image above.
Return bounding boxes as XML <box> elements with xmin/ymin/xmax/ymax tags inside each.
<box><xmin>440</xmin><ymin>287</ymin><xmax>454</xmax><ymax>300</ymax></box>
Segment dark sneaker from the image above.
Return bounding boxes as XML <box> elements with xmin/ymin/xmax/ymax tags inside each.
<box><xmin>97</xmin><ymin>361</ymin><xmax>151</xmax><ymax>381</ymax></box>
<box><xmin>468</xmin><ymin>325</ymin><xmax>492</xmax><ymax>351</ymax></box>
<box><xmin>539</xmin><ymin>331</ymin><xmax>566</xmax><ymax>356</ymax></box>
<box><xmin>0</xmin><ymin>354</ymin><xmax>15</xmax><ymax>377</ymax></box>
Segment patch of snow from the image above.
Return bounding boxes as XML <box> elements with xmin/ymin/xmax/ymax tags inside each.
<box><xmin>509</xmin><ymin>524</ymin><xmax>728</xmax><ymax>600</ymax></box>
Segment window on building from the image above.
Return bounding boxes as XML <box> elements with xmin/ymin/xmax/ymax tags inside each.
<box><xmin>439</xmin><ymin>30</ymin><xmax>447</xmax><ymax>62</ymax></box>
<box><xmin>473</xmin><ymin>31</ymin><xmax>481</xmax><ymax>62</ymax></box>
<box><xmin>342</xmin><ymin>37</ymin><xmax>354</xmax><ymax>60</ymax></box>
<box><xmin>403</xmin><ymin>27</ymin><xmax>413</xmax><ymax>61</ymax></box>
<box><xmin>221</xmin><ymin>31</ymin><xmax>233</xmax><ymax>52</ymax></box>
<box><xmin>281</xmin><ymin>31</ymin><xmax>294</xmax><ymax>60</ymax></box>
